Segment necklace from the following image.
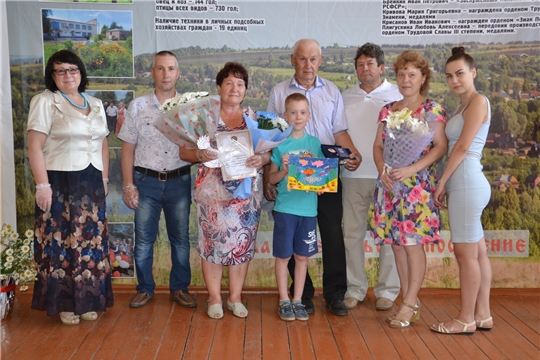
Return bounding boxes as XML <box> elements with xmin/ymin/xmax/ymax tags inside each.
<box><xmin>60</xmin><ymin>91</ymin><xmax>88</xmax><ymax>110</ymax></box>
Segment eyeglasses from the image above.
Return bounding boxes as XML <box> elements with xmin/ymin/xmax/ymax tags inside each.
<box><xmin>53</xmin><ymin>68</ymin><xmax>80</xmax><ymax>76</ymax></box>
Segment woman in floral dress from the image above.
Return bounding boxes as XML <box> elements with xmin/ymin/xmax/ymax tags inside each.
<box><xmin>180</xmin><ymin>62</ymin><xmax>270</xmax><ymax>319</ymax></box>
<box><xmin>369</xmin><ymin>50</ymin><xmax>447</xmax><ymax>328</ymax></box>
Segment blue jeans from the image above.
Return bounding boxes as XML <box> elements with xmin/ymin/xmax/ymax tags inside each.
<box><xmin>133</xmin><ymin>170</ymin><xmax>192</xmax><ymax>295</ymax></box>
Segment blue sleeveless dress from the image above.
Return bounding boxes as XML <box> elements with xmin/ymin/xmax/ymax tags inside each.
<box><xmin>445</xmin><ymin>96</ymin><xmax>491</xmax><ymax>243</ymax></box>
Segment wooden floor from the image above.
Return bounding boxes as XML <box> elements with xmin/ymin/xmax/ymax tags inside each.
<box><xmin>1</xmin><ymin>288</ymin><xmax>539</xmax><ymax>359</ymax></box>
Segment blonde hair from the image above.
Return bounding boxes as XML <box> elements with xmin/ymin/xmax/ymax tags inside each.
<box><xmin>285</xmin><ymin>93</ymin><xmax>309</xmax><ymax>110</ymax></box>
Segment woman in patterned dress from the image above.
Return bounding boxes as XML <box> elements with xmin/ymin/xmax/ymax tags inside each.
<box><xmin>27</xmin><ymin>50</ymin><xmax>114</xmax><ymax>325</ymax></box>
<box><xmin>369</xmin><ymin>50</ymin><xmax>447</xmax><ymax>328</ymax></box>
<box><xmin>180</xmin><ymin>62</ymin><xmax>270</xmax><ymax>319</ymax></box>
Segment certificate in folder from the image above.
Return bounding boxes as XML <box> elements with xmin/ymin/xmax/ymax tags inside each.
<box><xmin>215</xmin><ymin>130</ymin><xmax>257</xmax><ymax>181</ymax></box>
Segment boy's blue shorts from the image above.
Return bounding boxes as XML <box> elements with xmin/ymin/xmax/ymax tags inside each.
<box><xmin>272</xmin><ymin>211</ymin><xmax>318</xmax><ymax>259</ymax></box>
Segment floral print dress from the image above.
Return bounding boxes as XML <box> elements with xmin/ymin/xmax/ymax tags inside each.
<box><xmin>32</xmin><ymin>165</ymin><xmax>114</xmax><ymax>315</ymax></box>
<box><xmin>194</xmin><ymin>118</ymin><xmax>263</xmax><ymax>265</ymax></box>
<box><xmin>369</xmin><ymin>99</ymin><xmax>446</xmax><ymax>246</ymax></box>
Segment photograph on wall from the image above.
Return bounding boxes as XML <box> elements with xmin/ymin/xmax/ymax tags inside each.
<box><xmin>84</xmin><ymin>90</ymin><xmax>135</xmax><ymax>220</ymax></box>
<box><xmin>86</xmin><ymin>89</ymin><xmax>134</xmax><ymax>146</ymax></box>
<box><xmin>108</xmin><ymin>222</ymin><xmax>135</xmax><ymax>278</ymax></box>
<box><xmin>41</xmin><ymin>8</ymin><xmax>134</xmax><ymax>77</ymax></box>
<box><xmin>106</xmin><ymin>147</ymin><xmax>134</xmax><ymax>221</ymax></box>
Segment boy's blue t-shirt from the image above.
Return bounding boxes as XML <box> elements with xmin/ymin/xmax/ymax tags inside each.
<box><xmin>271</xmin><ymin>133</ymin><xmax>324</xmax><ymax>217</ymax></box>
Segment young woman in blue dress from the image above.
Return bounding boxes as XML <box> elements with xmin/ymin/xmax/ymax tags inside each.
<box><xmin>432</xmin><ymin>47</ymin><xmax>492</xmax><ymax>335</ymax></box>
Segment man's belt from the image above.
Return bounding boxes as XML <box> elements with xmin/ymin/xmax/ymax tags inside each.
<box><xmin>134</xmin><ymin>165</ymin><xmax>191</xmax><ymax>181</ymax></box>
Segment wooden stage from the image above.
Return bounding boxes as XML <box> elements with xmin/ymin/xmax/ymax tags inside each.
<box><xmin>1</xmin><ymin>288</ymin><xmax>539</xmax><ymax>359</ymax></box>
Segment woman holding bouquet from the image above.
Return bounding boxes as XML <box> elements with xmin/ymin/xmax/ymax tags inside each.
<box><xmin>431</xmin><ymin>47</ymin><xmax>492</xmax><ymax>335</ymax></box>
<box><xmin>370</xmin><ymin>50</ymin><xmax>447</xmax><ymax>328</ymax></box>
<box><xmin>180</xmin><ymin>62</ymin><xmax>270</xmax><ymax>319</ymax></box>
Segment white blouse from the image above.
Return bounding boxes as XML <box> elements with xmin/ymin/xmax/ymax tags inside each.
<box><xmin>27</xmin><ymin>89</ymin><xmax>108</xmax><ymax>171</ymax></box>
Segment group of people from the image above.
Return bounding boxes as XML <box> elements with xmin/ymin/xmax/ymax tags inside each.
<box><xmin>27</xmin><ymin>38</ymin><xmax>492</xmax><ymax>335</ymax></box>
<box><xmin>104</xmin><ymin>100</ymin><xmax>126</xmax><ymax>136</ymax></box>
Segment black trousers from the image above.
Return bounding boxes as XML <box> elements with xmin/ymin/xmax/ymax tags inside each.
<box><xmin>288</xmin><ymin>178</ymin><xmax>347</xmax><ymax>303</ymax></box>
<box><xmin>106</xmin><ymin>115</ymin><xmax>117</xmax><ymax>133</ymax></box>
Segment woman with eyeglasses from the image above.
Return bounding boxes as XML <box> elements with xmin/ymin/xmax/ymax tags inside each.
<box><xmin>27</xmin><ymin>50</ymin><xmax>114</xmax><ymax>325</ymax></box>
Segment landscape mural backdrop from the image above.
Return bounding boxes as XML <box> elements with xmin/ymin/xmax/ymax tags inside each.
<box><xmin>6</xmin><ymin>0</ymin><xmax>539</xmax><ymax>288</ymax></box>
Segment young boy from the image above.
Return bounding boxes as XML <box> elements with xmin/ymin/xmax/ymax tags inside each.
<box><xmin>269</xmin><ymin>93</ymin><xmax>324</xmax><ymax>321</ymax></box>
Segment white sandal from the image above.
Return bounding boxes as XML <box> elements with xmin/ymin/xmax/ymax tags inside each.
<box><xmin>431</xmin><ymin>319</ymin><xmax>476</xmax><ymax>335</ymax></box>
<box><xmin>207</xmin><ymin>302</ymin><xmax>223</xmax><ymax>319</ymax></box>
<box><xmin>476</xmin><ymin>316</ymin><xmax>493</xmax><ymax>331</ymax></box>
<box><xmin>227</xmin><ymin>299</ymin><xmax>248</xmax><ymax>318</ymax></box>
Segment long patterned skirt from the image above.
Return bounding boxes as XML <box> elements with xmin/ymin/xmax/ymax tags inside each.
<box><xmin>31</xmin><ymin>165</ymin><xmax>114</xmax><ymax>316</ymax></box>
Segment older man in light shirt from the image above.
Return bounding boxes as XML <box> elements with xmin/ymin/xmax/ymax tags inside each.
<box><xmin>267</xmin><ymin>38</ymin><xmax>361</xmax><ymax>316</ymax></box>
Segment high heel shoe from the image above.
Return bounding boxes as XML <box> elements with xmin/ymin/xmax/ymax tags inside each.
<box><xmin>389</xmin><ymin>300</ymin><xmax>420</xmax><ymax>328</ymax></box>
<box><xmin>386</xmin><ymin>299</ymin><xmax>420</xmax><ymax>324</ymax></box>
<box><xmin>411</xmin><ymin>300</ymin><xmax>421</xmax><ymax>323</ymax></box>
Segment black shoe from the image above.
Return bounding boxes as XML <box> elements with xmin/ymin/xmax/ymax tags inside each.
<box><xmin>327</xmin><ymin>299</ymin><xmax>348</xmax><ymax>316</ymax></box>
<box><xmin>302</xmin><ymin>298</ymin><xmax>315</xmax><ymax>314</ymax></box>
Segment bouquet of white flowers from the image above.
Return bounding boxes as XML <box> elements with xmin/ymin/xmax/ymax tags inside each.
<box><xmin>381</xmin><ymin>108</ymin><xmax>438</xmax><ymax>197</ymax></box>
<box><xmin>255</xmin><ymin>111</ymin><xmax>289</xmax><ymax>132</ymax></box>
<box><xmin>384</xmin><ymin>108</ymin><xmax>431</xmax><ymax>138</ymax></box>
<box><xmin>1</xmin><ymin>224</ymin><xmax>37</xmax><ymax>319</ymax></box>
<box><xmin>154</xmin><ymin>92</ymin><xmax>219</xmax><ymax>149</ymax></box>
<box><xmin>159</xmin><ymin>91</ymin><xmax>209</xmax><ymax>112</ymax></box>
<box><xmin>245</xmin><ymin>108</ymin><xmax>293</xmax><ymax>153</ymax></box>
<box><xmin>0</xmin><ymin>224</ymin><xmax>36</xmax><ymax>289</ymax></box>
